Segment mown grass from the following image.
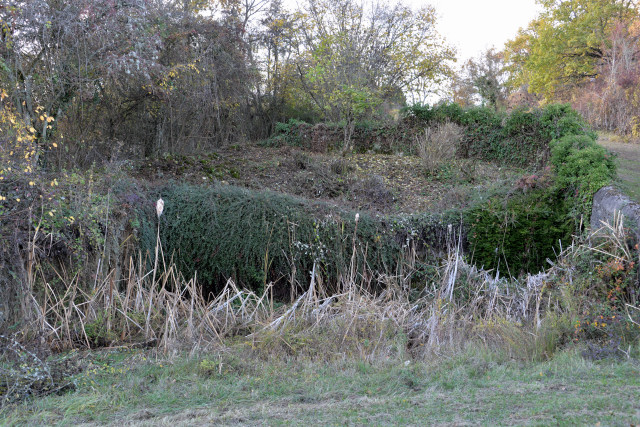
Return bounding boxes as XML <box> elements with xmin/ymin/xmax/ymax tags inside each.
<box><xmin>598</xmin><ymin>133</ymin><xmax>640</xmax><ymax>202</ymax></box>
<box><xmin>2</xmin><ymin>346</ymin><xmax>640</xmax><ymax>426</ymax></box>
<box><xmin>616</xmin><ymin>156</ymin><xmax>640</xmax><ymax>202</ymax></box>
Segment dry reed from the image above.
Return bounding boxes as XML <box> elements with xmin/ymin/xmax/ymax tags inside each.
<box><xmin>15</xmin><ymin>212</ymin><xmax>639</xmax><ymax>361</ymax></box>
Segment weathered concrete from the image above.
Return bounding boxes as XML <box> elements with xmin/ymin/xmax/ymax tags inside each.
<box><xmin>591</xmin><ymin>186</ymin><xmax>640</xmax><ymax>239</ymax></box>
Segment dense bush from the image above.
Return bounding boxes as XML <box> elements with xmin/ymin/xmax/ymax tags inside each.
<box><xmin>137</xmin><ymin>183</ymin><xmax>463</xmax><ymax>296</ymax></box>
<box><xmin>466</xmin><ymin>187</ymin><xmax>573</xmax><ymax>274</ymax></box>
<box><xmin>0</xmin><ymin>165</ymin><xmax>142</xmax><ymax>333</ymax></box>
<box><xmin>261</xmin><ymin>119</ymin><xmax>310</xmax><ymax>148</ymax></box>
<box><xmin>405</xmin><ymin>103</ymin><xmax>595</xmax><ymax>167</ymax></box>
<box><xmin>268</xmin><ymin>103</ymin><xmax>595</xmax><ymax>168</ymax></box>
<box><xmin>550</xmin><ymin>134</ymin><xmax>617</xmax><ymax>215</ymax></box>
<box><xmin>468</xmin><ymin>130</ymin><xmax>616</xmax><ymax>275</ymax></box>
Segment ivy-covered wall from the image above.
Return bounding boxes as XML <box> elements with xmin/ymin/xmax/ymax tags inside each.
<box><xmin>137</xmin><ymin>183</ymin><xmax>463</xmax><ymax>296</ymax></box>
<box><xmin>266</xmin><ymin>103</ymin><xmax>596</xmax><ymax>169</ymax></box>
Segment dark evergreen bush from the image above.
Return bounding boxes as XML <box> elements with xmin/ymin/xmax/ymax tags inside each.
<box><xmin>137</xmin><ymin>183</ymin><xmax>462</xmax><ymax>296</ymax></box>
<box><xmin>466</xmin><ymin>187</ymin><xmax>573</xmax><ymax>275</ymax></box>
<box><xmin>467</xmin><ymin>131</ymin><xmax>617</xmax><ymax>276</ymax></box>
<box><xmin>550</xmin><ymin>134</ymin><xmax>617</xmax><ymax>217</ymax></box>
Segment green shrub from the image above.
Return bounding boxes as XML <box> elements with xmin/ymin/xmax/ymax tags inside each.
<box><xmin>84</xmin><ymin>311</ymin><xmax>116</xmax><ymax>347</ymax></box>
<box><xmin>268</xmin><ymin>103</ymin><xmax>596</xmax><ymax>168</ymax></box>
<box><xmin>402</xmin><ymin>103</ymin><xmax>596</xmax><ymax>168</ymax></box>
<box><xmin>550</xmin><ymin>134</ymin><xmax>617</xmax><ymax>217</ymax></box>
<box><xmin>137</xmin><ymin>183</ymin><xmax>460</xmax><ymax>296</ymax></box>
<box><xmin>457</xmin><ymin>106</ymin><xmax>504</xmax><ymax>161</ymax></box>
<box><xmin>539</xmin><ymin>103</ymin><xmax>596</xmax><ymax>142</ymax></box>
<box><xmin>466</xmin><ymin>132</ymin><xmax>616</xmax><ymax>275</ymax></box>
<box><xmin>467</xmin><ymin>187</ymin><xmax>573</xmax><ymax>275</ymax></box>
<box><xmin>261</xmin><ymin>119</ymin><xmax>309</xmax><ymax>147</ymax></box>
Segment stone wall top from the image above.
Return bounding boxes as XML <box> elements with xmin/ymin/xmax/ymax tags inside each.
<box><xmin>591</xmin><ymin>186</ymin><xmax>640</xmax><ymax>240</ymax></box>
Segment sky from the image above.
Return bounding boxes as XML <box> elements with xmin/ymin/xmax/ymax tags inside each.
<box><xmin>425</xmin><ymin>0</ymin><xmax>542</xmax><ymax>64</ymax></box>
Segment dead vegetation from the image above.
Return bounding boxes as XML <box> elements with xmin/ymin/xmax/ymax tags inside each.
<box><xmin>416</xmin><ymin>122</ymin><xmax>463</xmax><ymax>176</ymax></box>
<box><xmin>10</xmin><ymin>217</ymin><xmax>640</xmax><ymax>359</ymax></box>
<box><xmin>136</xmin><ymin>143</ymin><xmax>522</xmax><ymax>214</ymax></box>
<box><xmin>2</xmin><ymin>211</ymin><xmax>639</xmax><ymax>407</ymax></box>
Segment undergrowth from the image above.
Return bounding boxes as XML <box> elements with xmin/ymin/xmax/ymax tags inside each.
<box><xmin>1</xmin><ymin>215</ymin><xmax>638</xmax><ymax>409</ymax></box>
<box><xmin>137</xmin><ymin>183</ymin><xmax>461</xmax><ymax>295</ymax></box>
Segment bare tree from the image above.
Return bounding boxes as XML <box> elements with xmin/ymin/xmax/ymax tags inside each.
<box><xmin>453</xmin><ymin>48</ymin><xmax>509</xmax><ymax>110</ymax></box>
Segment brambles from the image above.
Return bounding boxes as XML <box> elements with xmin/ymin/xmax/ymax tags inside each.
<box><xmin>351</xmin><ymin>174</ymin><xmax>395</xmax><ymax>210</ymax></box>
<box><xmin>545</xmin><ymin>214</ymin><xmax>640</xmax><ymax>358</ymax></box>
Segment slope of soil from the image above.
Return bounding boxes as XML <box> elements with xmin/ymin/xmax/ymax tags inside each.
<box><xmin>135</xmin><ymin>143</ymin><xmax>524</xmax><ymax>215</ymax></box>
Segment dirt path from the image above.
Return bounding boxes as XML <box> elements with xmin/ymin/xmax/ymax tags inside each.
<box><xmin>598</xmin><ymin>134</ymin><xmax>640</xmax><ymax>202</ymax></box>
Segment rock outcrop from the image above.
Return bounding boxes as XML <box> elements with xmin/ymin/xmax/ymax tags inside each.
<box><xmin>591</xmin><ymin>186</ymin><xmax>640</xmax><ymax>240</ymax></box>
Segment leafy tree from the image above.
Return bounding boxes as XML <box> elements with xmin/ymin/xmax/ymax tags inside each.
<box><xmin>293</xmin><ymin>0</ymin><xmax>455</xmax><ymax>136</ymax></box>
<box><xmin>0</xmin><ymin>0</ymin><xmax>254</xmax><ymax>164</ymax></box>
<box><xmin>453</xmin><ymin>48</ymin><xmax>508</xmax><ymax>110</ymax></box>
<box><xmin>504</xmin><ymin>0</ymin><xmax>638</xmax><ymax>100</ymax></box>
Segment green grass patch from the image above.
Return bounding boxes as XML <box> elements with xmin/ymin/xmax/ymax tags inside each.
<box><xmin>617</xmin><ymin>156</ymin><xmax>640</xmax><ymax>202</ymax></box>
<box><xmin>597</xmin><ymin>134</ymin><xmax>640</xmax><ymax>202</ymax></box>
<box><xmin>2</xmin><ymin>347</ymin><xmax>640</xmax><ymax>426</ymax></box>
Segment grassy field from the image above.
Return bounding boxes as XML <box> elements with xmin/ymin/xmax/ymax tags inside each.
<box><xmin>2</xmin><ymin>347</ymin><xmax>640</xmax><ymax>426</ymax></box>
<box><xmin>598</xmin><ymin>133</ymin><xmax>640</xmax><ymax>202</ymax></box>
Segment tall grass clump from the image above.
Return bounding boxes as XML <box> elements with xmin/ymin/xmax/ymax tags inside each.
<box><xmin>416</xmin><ymin>122</ymin><xmax>463</xmax><ymax>175</ymax></box>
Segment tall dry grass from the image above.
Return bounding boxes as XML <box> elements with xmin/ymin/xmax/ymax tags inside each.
<box><xmin>416</xmin><ymin>122</ymin><xmax>463</xmax><ymax>175</ymax></box>
<box><xmin>12</xmin><ymin>212</ymin><xmax>639</xmax><ymax>362</ymax></box>
<box><xmin>22</xmin><ymin>237</ymin><xmax>551</xmax><ymax>360</ymax></box>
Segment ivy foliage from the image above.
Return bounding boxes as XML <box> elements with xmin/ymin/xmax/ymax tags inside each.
<box><xmin>550</xmin><ymin>134</ymin><xmax>617</xmax><ymax>208</ymax></box>
<box><xmin>466</xmin><ymin>187</ymin><xmax>573</xmax><ymax>275</ymax></box>
<box><xmin>466</xmin><ymin>128</ymin><xmax>616</xmax><ymax>275</ymax></box>
<box><xmin>250</xmin><ymin>103</ymin><xmax>615</xmax><ymax>278</ymax></box>
<box><xmin>404</xmin><ymin>103</ymin><xmax>594</xmax><ymax>167</ymax></box>
<box><xmin>266</xmin><ymin>103</ymin><xmax>595</xmax><ymax>169</ymax></box>
<box><xmin>138</xmin><ymin>183</ymin><xmax>461</xmax><ymax>295</ymax></box>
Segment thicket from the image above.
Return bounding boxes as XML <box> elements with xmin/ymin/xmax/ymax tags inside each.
<box><xmin>467</xmin><ymin>186</ymin><xmax>574</xmax><ymax>274</ymax></box>
<box><xmin>0</xmin><ymin>164</ymin><xmax>145</xmax><ymax>333</ymax></box>
<box><xmin>467</xmin><ymin>131</ymin><xmax>616</xmax><ymax>275</ymax></box>
<box><xmin>136</xmin><ymin>183</ymin><xmax>463</xmax><ymax>296</ymax></box>
<box><xmin>404</xmin><ymin>103</ymin><xmax>596</xmax><ymax>167</ymax></box>
<box><xmin>267</xmin><ymin>103</ymin><xmax>595</xmax><ymax>168</ymax></box>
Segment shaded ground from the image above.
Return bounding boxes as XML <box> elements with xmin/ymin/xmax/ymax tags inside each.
<box><xmin>2</xmin><ymin>348</ymin><xmax>640</xmax><ymax>426</ymax></box>
<box><xmin>136</xmin><ymin>143</ymin><xmax>524</xmax><ymax>215</ymax></box>
<box><xmin>598</xmin><ymin>133</ymin><xmax>640</xmax><ymax>202</ymax></box>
